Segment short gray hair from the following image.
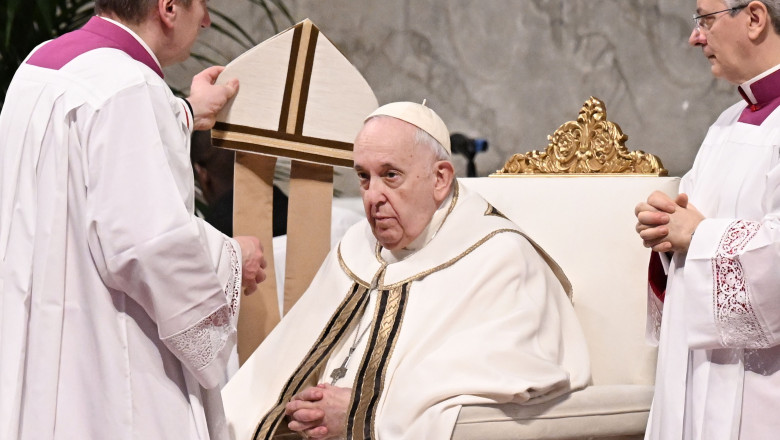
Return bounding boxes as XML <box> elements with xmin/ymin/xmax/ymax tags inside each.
<box><xmin>413</xmin><ymin>126</ymin><xmax>451</xmax><ymax>163</ymax></box>
<box><xmin>411</xmin><ymin>123</ymin><xmax>456</xmax><ymax>195</ymax></box>
<box><xmin>725</xmin><ymin>0</ymin><xmax>780</xmax><ymax>33</ymax></box>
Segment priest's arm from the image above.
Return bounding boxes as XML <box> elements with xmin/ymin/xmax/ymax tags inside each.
<box><xmin>84</xmin><ymin>84</ymin><xmax>242</xmax><ymax>389</ymax></box>
<box><xmin>637</xmin><ymin>166</ymin><xmax>780</xmax><ymax>350</ymax></box>
<box><xmin>682</xmin><ymin>169</ymin><xmax>780</xmax><ymax>350</ymax></box>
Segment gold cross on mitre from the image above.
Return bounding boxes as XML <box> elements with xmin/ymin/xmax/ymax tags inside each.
<box><xmin>211</xmin><ymin>19</ymin><xmax>378</xmax><ymax>363</ymax></box>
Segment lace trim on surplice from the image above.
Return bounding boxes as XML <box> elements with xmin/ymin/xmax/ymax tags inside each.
<box><xmin>712</xmin><ymin>220</ymin><xmax>768</xmax><ymax>348</ymax></box>
<box><xmin>166</xmin><ymin>241</ymin><xmax>241</xmax><ymax>371</ymax></box>
<box><xmin>225</xmin><ymin>240</ymin><xmax>242</xmax><ymax>316</ymax></box>
<box><xmin>647</xmin><ymin>287</ymin><xmax>663</xmax><ymax>343</ymax></box>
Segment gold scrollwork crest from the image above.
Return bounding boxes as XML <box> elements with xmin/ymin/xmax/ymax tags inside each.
<box><xmin>494</xmin><ymin>97</ymin><xmax>667</xmax><ymax>176</ymax></box>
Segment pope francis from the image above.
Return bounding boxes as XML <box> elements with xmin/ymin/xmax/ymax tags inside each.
<box><xmin>222</xmin><ymin>102</ymin><xmax>591</xmax><ymax>440</ymax></box>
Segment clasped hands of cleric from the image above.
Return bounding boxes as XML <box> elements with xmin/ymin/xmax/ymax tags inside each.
<box><xmin>634</xmin><ymin>191</ymin><xmax>706</xmax><ymax>254</ymax></box>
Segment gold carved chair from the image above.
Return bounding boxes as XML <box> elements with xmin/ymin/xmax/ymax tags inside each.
<box><xmin>453</xmin><ymin>97</ymin><xmax>678</xmax><ymax>439</ymax></box>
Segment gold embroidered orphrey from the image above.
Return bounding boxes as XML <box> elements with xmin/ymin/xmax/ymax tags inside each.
<box><xmin>250</xmin><ymin>273</ymin><xmax>411</xmax><ymax>440</ymax></box>
<box><xmin>250</xmin><ymin>282</ymin><xmax>373</xmax><ymax>440</ymax></box>
<box><xmin>494</xmin><ymin>97</ymin><xmax>668</xmax><ymax>176</ymax></box>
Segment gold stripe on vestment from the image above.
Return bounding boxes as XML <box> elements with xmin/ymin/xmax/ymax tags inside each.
<box><xmin>376</xmin><ymin>227</ymin><xmax>572</xmax><ymax>298</ymax></box>
<box><xmin>252</xmin><ymin>283</ymin><xmax>371</xmax><ymax>439</ymax></box>
<box><xmin>337</xmin><ymin>244</ymin><xmax>372</xmax><ymax>288</ymax></box>
<box><xmin>379</xmin><ymin>228</ymin><xmax>522</xmax><ymax>289</ymax></box>
<box><xmin>438</xmin><ymin>182</ymin><xmax>459</xmax><ymax>227</ymax></box>
<box><xmin>484</xmin><ymin>203</ymin><xmax>509</xmax><ymax>219</ymax></box>
<box><xmin>347</xmin><ymin>283</ymin><xmax>410</xmax><ymax>439</ymax></box>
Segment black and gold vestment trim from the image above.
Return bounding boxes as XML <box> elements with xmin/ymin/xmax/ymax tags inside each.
<box><xmin>347</xmin><ymin>283</ymin><xmax>409</xmax><ymax>439</ymax></box>
<box><xmin>485</xmin><ymin>203</ymin><xmax>509</xmax><ymax>219</ymax></box>
<box><xmin>380</xmin><ymin>228</ymin><xmax>525</xmax><ymax>289</ymax></box>
<box><xmin>252</xmin><ymin>283</ymin><xmax>371</xmax><ymax>439</ymax></box>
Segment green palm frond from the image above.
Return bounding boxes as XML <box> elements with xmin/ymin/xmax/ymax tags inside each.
<box><xmin>245</xmin><ymin>0</ymin><xmax>294</xmax><ymax>33</ymax></box>
<box><xmin>209</xmin><ymin>8</ymin><xmax>258</xmax><ymax>50</ymax></box>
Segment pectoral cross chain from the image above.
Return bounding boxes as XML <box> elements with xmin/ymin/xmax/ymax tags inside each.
<box><xmin>329</xmin><ymin>347</ymin><xmax>356</xmax><ymax>385</ymax></box>
<box><xmin>328</xmin><ymin>294</ymin><xmax>375</xmax><ymax>386</ymax></box>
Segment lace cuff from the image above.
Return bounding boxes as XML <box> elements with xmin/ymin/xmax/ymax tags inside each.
<box><xmin>712</xmin><ymin>220</ymin><xmax>768</xmax><ymax>348</ymax></box>
<box><xmin>225</xmin><ymin>240</ymin><xmax>242</xmax><ymax>319</ymax></box>
<box><xmin>165</xmin><ymin>241</ymin><xmax>242</xmax><ymax>372</ymax></box>
<box><xmin>646</xmin><ymin>286</ymin><xmax>663</xmax><ymax>345</ymax></box>
<box><xmin>166</xmin><ymin>305</ymin><xmax>233</xmax><ymax>371</ymax></box>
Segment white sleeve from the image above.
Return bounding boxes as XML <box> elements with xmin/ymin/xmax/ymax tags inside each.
<box><xmin>85</xmin><ymin>82</ymin><xmax>238</xmax><ymax>388</ymax></box>
<box><xmin>195</xmin><ymin>216</ymin><xmax>243</xmax><ymax>326</ymax></box>
<box><xmin>684</xmin><ymin>163</ymin><xmax>780</xmax><ymax>350</ymax></box>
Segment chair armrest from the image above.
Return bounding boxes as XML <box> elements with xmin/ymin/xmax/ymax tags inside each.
<box><xmin>452</xmin><ymin>384</ymin><xmax>653</xmax><ymax>440</ymax></box>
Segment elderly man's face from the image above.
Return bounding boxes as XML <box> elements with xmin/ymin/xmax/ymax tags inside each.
<box><xmin>353</xmin><ymin>117</ymin><xmax>442</xmax><ymax>251</ymax></box>
<box><xmin>689</xmin><ymin>0</ymin><xmax>749</xmax><ymax>83</ymax></box>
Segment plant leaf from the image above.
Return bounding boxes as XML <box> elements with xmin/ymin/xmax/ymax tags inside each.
<box><xmin>209</xmin><ymin>7</ymin><xmax>256</xmax><ymax>47</ymax></box>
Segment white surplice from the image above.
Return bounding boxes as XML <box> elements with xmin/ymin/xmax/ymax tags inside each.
<box><xmin>223</xmin><ymin>184</ymin><xmax>590</xmax><ymax>440</ymax></box>
<box><xmin>0</xmin><ymin>17</ymin><xmax>241</xmax><ymax>440</ymax></box>
<box><xmin>647</xmin><ymin>98</ymin><xmax>780</xmax><ymax>438</ymax></box>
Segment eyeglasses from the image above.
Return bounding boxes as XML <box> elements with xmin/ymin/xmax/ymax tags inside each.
<box><xmin>692</xmin><ymin>5</ymin><xmax>746</xmax><ymax>31</ymax></box>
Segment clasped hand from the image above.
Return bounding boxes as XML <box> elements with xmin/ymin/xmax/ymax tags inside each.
<box><xmin>635</xmin><ymin>191</ymin><xmax>705</xmax><ymax>254</ymax></box>
<box><xmin>285</xmin><ymin>384</ymin><xmax>351</xmax><ymax>440</ymax></box>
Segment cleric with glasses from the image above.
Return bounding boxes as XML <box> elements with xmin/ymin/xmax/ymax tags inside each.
<box><xmin>692</xmin><ymin>4</ymin><xmax>747</xmax><ymax>30</ymax></box>
<box><xmin>635</xmin><ymin>0</ymin><xmax>780</xmax><ymax>439</ymax></box>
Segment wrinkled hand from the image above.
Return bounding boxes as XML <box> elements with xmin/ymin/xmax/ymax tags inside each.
<box><xmin>285</xmin><ymin>384</ymin><xmax>351</xmax><ymax>440</ymax></box>
<box><xmin>187</xmin><ymin>66</ymin><xmax>239</xmax><ymax>131</ymax></box>
<box><xmin>233</xmin><ymin>235</ymin><xmax>267</xmax><ymax>294</ymax></box>
<box><xmin>635</xmin><ymin>191</ymin><xmax>704</xmax><ymax>254</ymax></box>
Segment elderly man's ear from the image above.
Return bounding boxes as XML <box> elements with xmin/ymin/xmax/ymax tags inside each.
<box><xmin>433</xmin><ymin>161</ymin><xmax>456</xmax><ymax>203</ymax></box>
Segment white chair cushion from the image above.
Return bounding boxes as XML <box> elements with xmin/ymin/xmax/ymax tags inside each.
<box><xmin>453</xmin><ymin>385</ymin><xmax>653</xmax><ymax>440</ymax></box>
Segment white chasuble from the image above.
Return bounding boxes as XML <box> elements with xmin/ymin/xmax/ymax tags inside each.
<box><xmin>647</xmin><ymin>96</ymin><xmax>780</xmax><ymax>440</ymax></box>
<box><xmin>0</xmin><ymin>17</ymin><xmax>241</xmax><ymax>440</ymax></box>
<box><xmin>223</xmin><ymin>184</ymin><xmax>590</xmax><ymax>440</ymax></box>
